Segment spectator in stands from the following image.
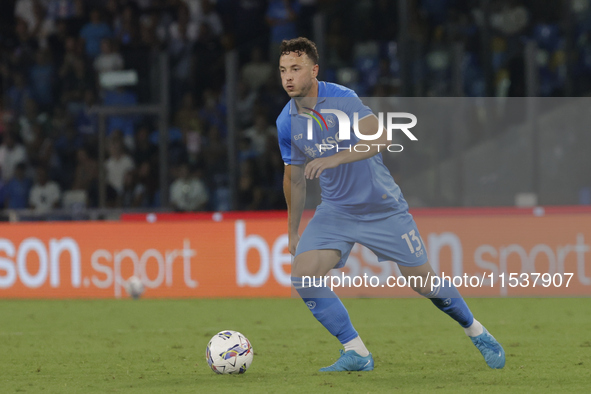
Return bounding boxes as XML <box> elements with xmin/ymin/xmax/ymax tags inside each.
<box><xmin>71</xmin><ymin>147</ymin><xmax>98</xmax><ymax>206</ymax></box>
<box><xmin>29</xmin><ymin>166</ymin><xmax>61</xmax><ymax>213</ymax></box>
<box><xmin>59</xmin><ymin>36</ymin><xmax>84</xmax><ymax>78</ymax></box>
<box><xmin>199</xmin><ymin>89</ymin><xmax>226</xmax><ymax>135</ymax></box>
<box><xmin>0</xmin><ymin>98</ymin><xmax>10</xmax><ymax>136</ymax></box>
<box><xmin>54</xmin><ymin>122</ymin><xmax>83</xmax><ymax>189</ymax></box>
<box><xmin>7</xmin><ymin>73</ymin><xmax>32</xmax><ymax>119</ymax></box>
<box><xmin>199</xmin><ymin>0</ymin><xmax>224</xmax><ymax>38</ymax></box>
<box><xmin>169</xmin><ymin>3</ymin><xmax>199</xmax><ymax>43</ymax></box>
<box><xmin>103</xmin><ymin>89</ymin><xmax>138</xmax><ymax>145</ymax></box>
<box><xmin>297</xmin><ymin>0</ymin><xmax>317</xmax><ymax>39</ymax></box>
<box><xmin>30</xmin><ymin>49</ymin><xmax>55</xmax><ymax>110</ymax></box>
<box><xmin>121</xmin><ymin>169</ymin><xmax>146</xmax><ymax>208</ymax></box>
<box><xmin>94</xmin><ymin>39</ymin><xmax>124</xmax><ymax>74</ymax></box>
<box><xmin>139</xmin><ymin>15</ymin><xmax>161</xmax><ymax>50</ymax></box>
<box><xmin>15</xmin><ymin>0</ymin><xmax>37</xmax><ymax>32</ymax></box>
<box><xmin>236</xmin><ymin>81</ymin><xmax>258</xmax><ymax>128</ymax></box>
<box><xmin>75</xmin><ymin>89</ymin><xmax>98</xmax><ymax>142</ymax></box>
<box><xmin>237</xmin><ymin>136</ymin><xmax>257</xmax><ymax>163</ymax></box>
<box><xmin>168</xmin><ymin>127</ymin><xmax>189</xmax><ymax>168</ymax></box>
<box><xmin>237</xmin><ymin>158</ymin><xmax>263</xmax><ymax>210</ymax></box>
<box><xmin>490</xmin><ymin>0</ymin><xmax>529</xmax><ymax>36</ymax></box>
<box><xmin>202</xmin><ymin>124</ymin><xmax>226</xmax><ymax>178</ymax></box>
<box><xmin>183</xmin><ymin>124</ymin><xmax>203</xmax><ymax>165</ymax></box>
<box><xmin>50</xmin><ymin>105</ymin><xmax>68</xmax><ymax>136</ymax></box>
<box><xmin>243</xmin><ymin>114</ymin><xmax>276</xmax><ymax>156</ymax></box>
<box><xmin>113</xmin><ymin>4</ymin><xmax>140</xmax><ymax>46</ymax></box>
<box><xmin>219</xmin><ymin>0</ymin><xmax>267</xmax><ymax>58</ymax></box>
<box><xmin>420</xmin><ymin>0</ymin><xmax>451</xmax><ymax>42</ymax></box>
<box><xmin>80</xmin><ymin>8</ymin><xmax>113</xmax><ymax>58</ymax></box>
<box><xmin>256</xmin><ymin>76</ymin><xmax>288</xmax><ymax>122</ymax></box>
<box><xmin>46</xmin><ymin>0</ymin><xmax>76</xmax><ymax>21</ymax></box>
<box><xmin>174</xmin><ymin>92</ymin><xmax>198</xmax><ymax>130</ymax></box>
<box><xmin>18</xmin><ymin>98</ymin><xmax>42</xmax><ymax>146</ymax></box>
<box><xmin>13</xmin><ymin>17</ymin><xmax>38</xmax><ymax>71</ymax></box>
<box><xmin>325</xmin><ymin>17</ymin><xmax>352</xmax><ymax>68</ymax></box>
<box><xmin>26</xmin><ymin>123</ymin><xmax>55</xmax><ymax>172</ymax></box>
<box><xmin>46</xmin><ymin>19</ymin><xmax>69</xmax><ymax>67</ymax></box>
<box><xmin>0</xmin><ymin>176</ymin><xmax>4</xmax><ymax>208</ymax></box>
<box><xmin>173</xmin><ymin>94</ymin><xmax>205</xmax><ymax>165</ymax></box>
<box><xmin>136</xmin><ymin>161</ymin><xmax>157</xmax><ymax>207</ymax></box>
<box><xmin>266</xmin><ymin>0</ymin><xmax>300</xmax><ymax>61</ymax></box>
<box><xmin>257</xmin><ymin>134</ymin><xmax>286</xmax><ymax>210</ymax></box>
<box><xmin>0</xmin><ymin>132</ymin><xmax>28</xmax><ymax>182</ymax></box>
<box><xmin>69</xmin><ymin>0</ymin><xmax>88</xmax><ymax>33</ymax></box>
<box><xmin>168</xmin><ymin>6</ymin><xmax>196</xmax><ymax>107</ymax></box>
<box><xmin>105</xmin><ymin>0</ymin><xmax>121</xmax><ymax>25</ymax></box>
<box><xmin>154</xmin><ymin>5</ymin><xmax>177</xmax><ymax>44</ymax></box>
<box><xmin>133</xmin><ymin>125</ymin><xmax>158</xmax><ymax>166</ymax></box>
<box><xmin>31</xmin><ymin>1</ymin><xmax>56</xmax><ymax>49</ymax></box>
<box><xmin>3</xmin><ymin>162</ymin><xmax>32</xmax><ymax>209</ymax></box>
<box><xmin>193</xmin><ymin>23</ymin><xmax>225</xmax><ymax>93</ymax></box>
<box><xmin>59</xmin><ymin>36</ymin><xmax>91</xmax><ymax>103</ymax></box>
<box><xmin>105</xmin><ymin>138</ymin><xmax>135</xmax><ymax>196</ymax></box>
<box><xmin>169</xmin><ymin>163</ymin><xmax>208</xmax><ymax>211</ymax></box>
<box><xmin>241</xmin><ymin>47</ymin><xmax>273</xmax><ymax>91</ymax></box>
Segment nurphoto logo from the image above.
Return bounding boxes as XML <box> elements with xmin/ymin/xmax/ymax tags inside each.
<box><xmin>305</xmin><ymin>109</ymin><xmax>418</xmax><ymax>153</ymax></box>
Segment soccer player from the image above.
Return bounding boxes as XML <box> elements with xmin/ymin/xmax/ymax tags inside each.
<box><xmin>276</xmin><ymin>37</ymin><xmax>505</xmax><ymax>372</ymax></box>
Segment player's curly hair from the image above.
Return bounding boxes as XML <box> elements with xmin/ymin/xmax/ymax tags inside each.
<box><xmin>279</xmin><ymin>37</ymin><xmax>319</xmax><ymax>64</ymax></box>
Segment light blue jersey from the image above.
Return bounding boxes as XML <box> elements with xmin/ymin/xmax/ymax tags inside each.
<box><xmin>276</xmin><ymin>81</ymin><xmax>408</xmax><ymax>216</ymax></box>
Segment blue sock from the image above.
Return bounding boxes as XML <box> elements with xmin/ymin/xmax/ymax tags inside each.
<box><xmin>291</xmin><ymin>276</ymin><xmax>358</xmax><ymax>344</ymax></box>
<box><xmin>426</xmin><ymin>279</ymin><xmax>474</xmax><ymax>328</ymax></box>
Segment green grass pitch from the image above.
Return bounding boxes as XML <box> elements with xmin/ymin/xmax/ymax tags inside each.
<box><xmin>1</xmin><ymin>298</ymin><xmax>590</xmax><ymax>393</ymax></box>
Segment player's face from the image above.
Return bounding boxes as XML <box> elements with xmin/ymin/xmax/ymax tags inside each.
<box><xmin>279</xmin><ymin>52</ymin><xmax>318</xmax><ymax>98</ymax></box>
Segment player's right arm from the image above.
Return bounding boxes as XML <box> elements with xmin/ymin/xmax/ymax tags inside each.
<box><xmin>283</xmin><ymin>164</ymin><xmax>306</xmax><ymax>255</ymax></box>
<box><xmin>276</xmin><ymin>105</ymin><xmax>307</xmax><ymax>255</ymax></box>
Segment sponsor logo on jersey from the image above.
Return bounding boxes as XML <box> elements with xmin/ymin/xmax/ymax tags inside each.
<box><xmin>304</xmin><ymin>145</ymin><xmax>317</xmax><ymax>158</ymax></box>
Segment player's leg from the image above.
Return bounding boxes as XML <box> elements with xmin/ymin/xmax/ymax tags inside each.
<box><xmin>359</xmin><ymin>211</ymin><xmax>504</xmax><ymax>369</ymax></box>
<box><xmin>292</xmin><ymin>249</ymin><xmax>374</xmax><ymax>371</ymax></box>
<box><xmin>397</xmin><ymin>262</ymin><xmax>505</xmax><ymax>369</ymax></box>
<box><xmin>397</xmin><ymin>262</ymin><xmax>475</xmax><ymax>329</ymax></box>
<box><xmin>292</xmin><ymin>249</ymin><xmax>360</xmax><ymax>348</ymax></box>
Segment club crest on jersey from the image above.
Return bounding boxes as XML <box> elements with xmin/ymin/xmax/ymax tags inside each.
<box><xmin>325</xmin><ymin>114</ymin><xmax>336</xmax><ymax>128</ymax></box>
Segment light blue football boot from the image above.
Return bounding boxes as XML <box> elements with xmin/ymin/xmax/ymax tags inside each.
<box><xmin>470</xmin><ymin>326</ymin><xmax>506</xmax><ymax>369</ymax></box>
<box><xmin>319</xmin><ymin>350</ymin><xmax>374</xmax><ymax>372</ymax></box>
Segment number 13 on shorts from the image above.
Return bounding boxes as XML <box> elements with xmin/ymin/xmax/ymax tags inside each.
<box><xmin>401</xmin><ymin>230</ymin><xmax>425</xmax><ymax>258</ymax></box>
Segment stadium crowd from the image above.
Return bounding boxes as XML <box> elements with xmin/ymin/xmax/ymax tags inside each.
<box><xmin>0</xmin><ymin>0</ymin><xmax>589</xmax><ymax>214</ymax></box>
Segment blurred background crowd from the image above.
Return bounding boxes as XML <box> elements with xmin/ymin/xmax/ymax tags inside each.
<box><xmin>0</xmin><ymin>0</ymin><xmax>590</xmax><ymax>217</ymax></box>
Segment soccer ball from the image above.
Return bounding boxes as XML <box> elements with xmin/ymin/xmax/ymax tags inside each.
<box><xmin>206</xmin><ymin>330</ymin><xmax>253</xmax><ymax>374</ymax></box>
<box><xmin>124</xmin><ymin>276</ymin><xmax>145</xmax><ymax>299</ymax></box>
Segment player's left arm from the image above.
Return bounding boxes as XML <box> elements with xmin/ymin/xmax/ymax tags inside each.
<box><xmin>304</xmin><ymin>114</ymin><xmax>386</xmax><ymax>179</ymax></box>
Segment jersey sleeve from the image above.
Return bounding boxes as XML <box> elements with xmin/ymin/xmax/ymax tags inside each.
<box><xmin>340</xmin><ymin>89</ymin><xmax>374</xmax><ymax>123</ymax></box>
<box><xmin>277</xmin><ymin>118</ymin><xmax>306</xmax><ymax>166</ymax></box>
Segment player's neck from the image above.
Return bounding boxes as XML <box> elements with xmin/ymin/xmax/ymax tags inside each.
<box><xmin>296</xmin><ymin>79</ymin><xmax>319</xmax><ymax>113</ymax></box>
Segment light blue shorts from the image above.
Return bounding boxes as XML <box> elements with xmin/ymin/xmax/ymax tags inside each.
<box><xmin>295</xmin><ymin>203</ymin><xmax>428</xmax><ymax>269</ymax></box>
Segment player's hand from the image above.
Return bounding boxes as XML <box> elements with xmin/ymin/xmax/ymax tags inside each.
<box><xmin>304</xmin><ymin>156</ymin><xmax>340</xmax><ymax>179</ymax></box>
<box><xmin>288</xmin><ymin>234</ymin><xmax>300</xmax><ymax>256</ymax></box>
